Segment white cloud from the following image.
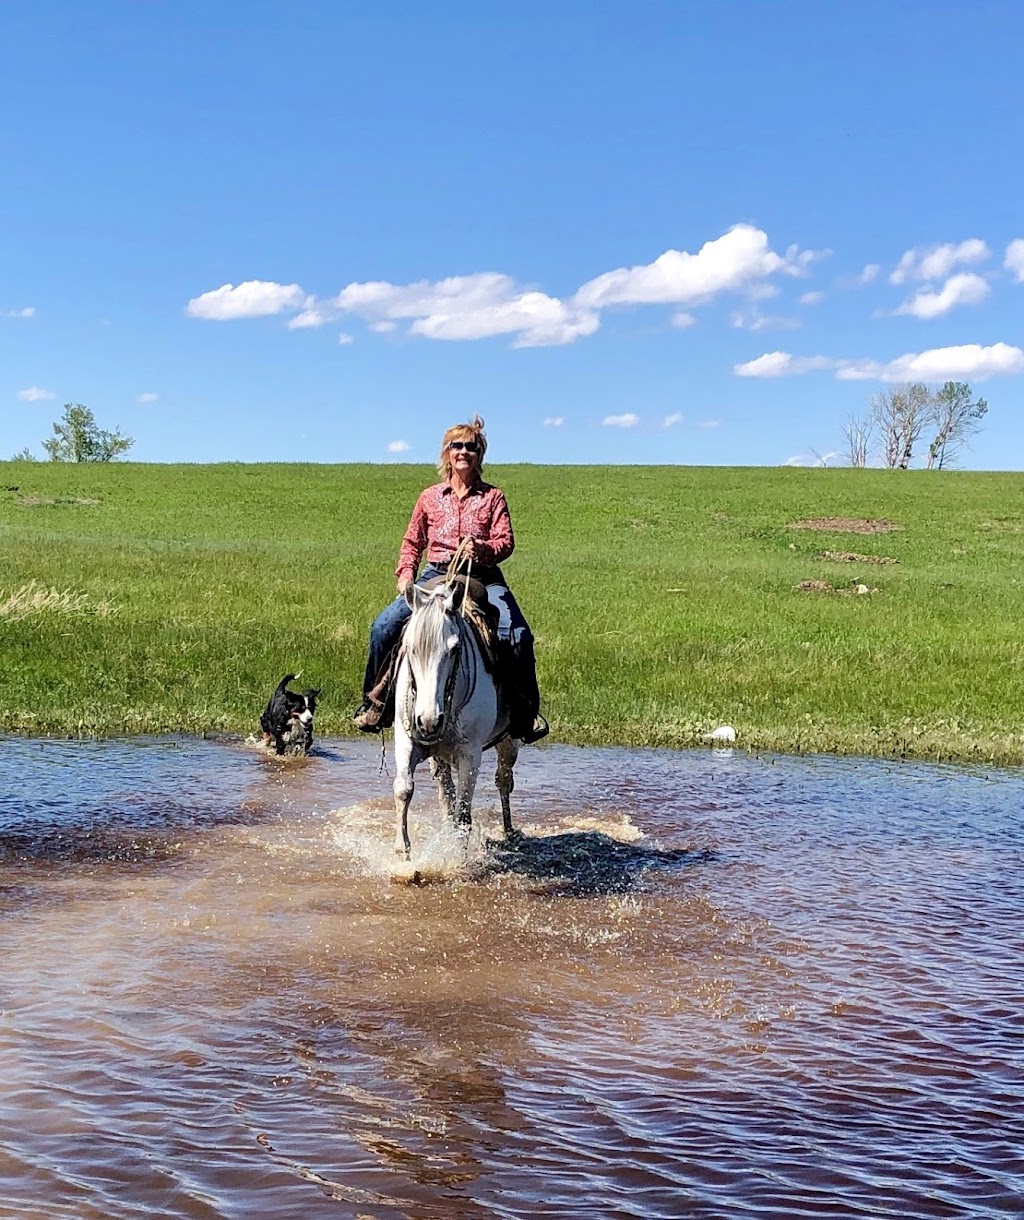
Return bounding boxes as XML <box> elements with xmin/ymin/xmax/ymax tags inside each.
<box><xmin>387</xmin><ymin>440</ymin><xmax>411</xmax><ymax>454</ymax></box>
<box><xmin>889</xmin><ymin>239</ymin><xmax>989</xmax><ymax>285</ymax></box>
<box><xmin>837</xmin><ymin>264</ymin><xmax>880</xmax><ymax>290</ymax></box>
<box><xmin>337</xmin><ymin>332</ymin><xmax>354</xmax><ymax>345</ymax></box>
<box><xmin>602</xmin><ymin>413</ymin><xmax>639</xmax><ymax>428</ymax></box>
<box><xmin>734</xmin><ymin>352</ymin><xmax>834</xmax><ymax>378</ymax></box>
<box><xmin>136</xmin><ymin>392</ymin><xmax>159</xmax><ymax>404</ymax></box>
<box><xmin>17</xmin><ymin>386</ymin><xmax>54</xmax><ymax>401</ymax></box>
<box><xmin>184</xmin><ymin>224</ymin><xmax>823</xmax><ymax>347</ymax></box>
<box><xmin>186</xmin><ymin>280</ymin><xmax>307</xmax><ymax>320</ymax></box>
<box><xmin>663</xmin><ymin>412</ymin><xmax>683</xmax><ymax>427</ymax></box>
<box><xmin>698</xmin><ymin>419</ymin><xmax>722</xmax><ymax>429</ymax></box>
<box><xmin>735</xmin><ymin>351</ymin><xmax>793</xmax><ymax>377</ymax></box>
<box><xmin>543</xmin><ymin>416</ymin><xmax>564</xmax><ymax>427</ymax></box>
<box><xmin>746</xmin><ymin>282</ymin><xmax>780</xmax><ymax>302</ymax></box>
<box><xmin>785</xmin><ymin>451</ymin><xmax>838</xmax><ymax>467</ymax></box>
<box><xmin>411</xmin><ymin>292</ymin><xmax>597</xmax><ymax>347</ymax></box>
<box><xmin>735</xmin><ymin>342</ymin><xmax>1024</xmax><ymax>383</ymax></box>
<box><xmin>334</xmin><ymin>272</ymin><xmax>598</xmax><ymax>348</ymax></box>
<box><xmin>731</xmin><ymin>309</ymin><xmax>801</xmax><ymax>332</ymax></box>
<box><xmin>799</xmin><ymin>290</ymin><xmax>824</xmax><ymax>305</ymax></box>
<box><xmin>1004</xmin><ymin>239</ymin><xmax>1024</xmax><ymax>282</ymax></box>
<box><xmin>575</xmin><ymin>224</ymin><xmax>811</xmax><ymax>310</ymax></box>
<box><xmin>894</xmin><ymin>272</ymin><xmax>990</xmax><ymax>319</ymax></box>
<box><xmin>840</xmin><ymin>343</ymin><xmax>1024</xmax><ymax>383</ymax></box>
<box><xmin>287</xmin><ymin>307</ymin><xmax>328</xmax><ymax>330</ymax></box>
<box><xmin>6</xmin><ymin>306</ymin><xmax>35</xmax><ymax>318</ymax></box>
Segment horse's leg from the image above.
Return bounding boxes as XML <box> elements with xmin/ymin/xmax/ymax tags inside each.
<box><xmin>430</xmin><ymin>756</ymin><xmax>456</xmax><ymax>821</ymax></box>
<box><xmin>452</xmin><ymin>747</ymin><xmax>482</xmax><ymax>833</ymax></box>
<box><xmin>393</xmin><ymin>734</ymin><xmax>421</xmax><ymax>859</ymax></box>
<box><xmin>494</xmin><ymin>736</ymin><xmax>519</xmax><ymax>840</ymax></box>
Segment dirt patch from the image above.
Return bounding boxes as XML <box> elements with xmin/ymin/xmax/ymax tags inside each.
<box><xmin>978</xmin><ymin>519</ymin><xmax>1024</xmax><ymax>534</ymax></box>
<box><xmin>797</xmin><ymin>580</ymin><xmax>876</xmax><ymax>596</ymax></box>
<box><xmin>789</xmin><ymin>517</ymin><xmax>902</xmax><ymax>534</ymax></box>
<box><xmin>818</xmin><ymin>550</ymin><xmax>899</xmax><ymax>564</ymax></box>
<box><xmin>15</xmin><ymin>495</ymin><xmax>101</xmax><ymax>507</ymax></box>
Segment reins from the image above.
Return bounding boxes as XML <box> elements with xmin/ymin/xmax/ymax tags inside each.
<box><xmin>444</xmin><ymin>536</ymin><xmax>474</xmax><ymax>617</ymax></box>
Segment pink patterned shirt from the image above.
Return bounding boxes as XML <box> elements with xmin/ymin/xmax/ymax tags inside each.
<box><xmin>396</xmin><ymin>480</ymin><xmax>515</xmax><ymax>582</ymax></box>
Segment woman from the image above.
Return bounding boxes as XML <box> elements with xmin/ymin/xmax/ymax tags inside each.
<box><xmin>353</xmin><ymin>415</ymin><xmax>547</xmax><ymax>743</ymax></box>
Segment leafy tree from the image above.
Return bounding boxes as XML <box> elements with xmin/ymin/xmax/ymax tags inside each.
<box><xmin>925</xmin><ymin>381</ymin><xmax>988</xmax><ymax>469</ymax></box>
<box><xmin>9</xmin><ymin>447</ymin><xmax>37</xmax><ymax>461</ymax></box>
<box><xmin>42</xmin><ymin>403</ymin><xmax>134</xmax><ymax>462</ymax></box>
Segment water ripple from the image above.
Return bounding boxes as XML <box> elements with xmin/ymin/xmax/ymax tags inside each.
<box><xmin>0</xmin><ymin>737</ymin><xmax>1022</xmax><ymax>1215</ymax></box>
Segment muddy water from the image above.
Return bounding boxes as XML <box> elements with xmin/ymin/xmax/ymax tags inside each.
<box><xmin>0</xmin><ymin>736</ymin><xmax>1022</xmax><ymax>1219</ymax></box>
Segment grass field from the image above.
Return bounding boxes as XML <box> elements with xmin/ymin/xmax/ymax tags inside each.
<box><xmin>1</xmin><ymin>460</ymin><xmax>1023</xmax><ymax>763</ymax></box>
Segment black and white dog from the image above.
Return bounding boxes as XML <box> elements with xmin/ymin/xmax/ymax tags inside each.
<box><xmin>260</xmin><ymin>674</ymin><xmax>321</xmax><ymax>755</ymax></box>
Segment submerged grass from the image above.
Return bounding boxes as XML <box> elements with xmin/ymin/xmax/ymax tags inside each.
<box><xmin>1</xmin><ymin>460</ymin><xmax>1023</xmax><ymax>763</ymax></box>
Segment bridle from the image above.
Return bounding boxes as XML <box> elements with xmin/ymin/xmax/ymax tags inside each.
<box><xmin>402</xmin><ymin>596</ymin><xmax>480</xmax><ymax>746</ymax></box>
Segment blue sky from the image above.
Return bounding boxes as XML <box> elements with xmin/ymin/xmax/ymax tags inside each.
<box><xmin>2</xmin><ymin>1</ymin><xmax>1023</xmax><ymax>467</ymax></box>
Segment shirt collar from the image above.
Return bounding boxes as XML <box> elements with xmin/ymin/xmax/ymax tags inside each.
<box><xmin>441</xmin><ymin>477</ymin><xmax>484</xmax><ymax>496</ymax></box>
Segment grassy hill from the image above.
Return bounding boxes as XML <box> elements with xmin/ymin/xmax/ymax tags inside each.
<box><xmin>1</xmin><ymin>460</ymin><xmax>1022</xmax><ymax>763</ymax></box>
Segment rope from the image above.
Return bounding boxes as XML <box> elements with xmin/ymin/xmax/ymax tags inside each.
<box><xmin>444</xmin><ymin>536</ymin><xmax>475</xmax><ymax>618</ymax></box>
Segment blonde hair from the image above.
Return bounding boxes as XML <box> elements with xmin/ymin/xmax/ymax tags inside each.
<box><xmin>437</xmin><ymin>414</ymin><xmax>487</xmax><ymax>480</ymax></box>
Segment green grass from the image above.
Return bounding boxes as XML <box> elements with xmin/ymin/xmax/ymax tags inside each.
<box><xmin>1</xmin><ymin>460</ymin><xmax>1023</xmax><ymax>763</ymax></box>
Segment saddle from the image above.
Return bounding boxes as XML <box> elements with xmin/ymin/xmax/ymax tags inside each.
<box><xmin>418</xmin><ymin>574</ymin><xmax>501</xmax><ymax>672</ymax></box>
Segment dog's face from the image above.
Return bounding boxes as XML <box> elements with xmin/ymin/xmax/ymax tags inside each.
<box><xmin>261</xmin><ymin>676</ymin><xmax>321</xmax><ymax>755</ymax></box>
<box><xmin>286</xmin><ymin>688</ymin><xmax>319</xmax><ymax>741</ymax></box>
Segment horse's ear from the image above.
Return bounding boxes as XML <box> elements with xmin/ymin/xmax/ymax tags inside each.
<box><xmin>444</xmin><ymin>577</ymin><xmax>470</xmax><ymax>613</ymax></box>
<box><xmin>404</xmin><ymin>583</ymin><xmax>419</xmax><ymax>609</ymax></box>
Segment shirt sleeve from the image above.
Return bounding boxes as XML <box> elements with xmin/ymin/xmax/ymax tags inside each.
<box><xmin>396</xmin><ymin>491</ymin><xmax>429</xmax><ymax>582</ymax></box>
<box><xmin>475</xmin><ymin>490</ymin><xmax>515</xmax><ymax>566</ymax></box>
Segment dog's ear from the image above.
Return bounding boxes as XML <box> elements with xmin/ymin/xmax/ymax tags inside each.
<box><xmin>310</xmin><ymin>689</ymin><xmax>322</xmax><ymax>699</ymax></box>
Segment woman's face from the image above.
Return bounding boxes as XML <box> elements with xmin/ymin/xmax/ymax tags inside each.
<box><xmin>448</xmin><ymin>436</ymin><xmax>481</xmax><ymax>478</ymax></box>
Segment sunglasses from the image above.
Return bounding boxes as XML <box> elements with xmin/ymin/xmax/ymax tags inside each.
<box><xmin>448</xmin><ymin>440</ymin><xmax>480</xmax><ymax>453</ymax></box>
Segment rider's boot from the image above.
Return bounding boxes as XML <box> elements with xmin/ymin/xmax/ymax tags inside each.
<box><xmin>507</xmin><ymin>635</ymin><xmax>549</xmax><ymax>744</ymax></box>
<box><xmin>353</xmin><ymin>655</ymin><xmax>397</xmax><ymax>733</ymax></box>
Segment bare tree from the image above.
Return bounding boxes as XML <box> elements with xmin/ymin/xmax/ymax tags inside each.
<box><xmin>925</xmin><ymin>381</ymin><xmax>988</xmax><ymax>469</ymax></box>
<box><xmin>842</xmin><ymin>412</ymin><xmax>873</xmax><ymax>467</ymax></box>
<box><xmin>870</xmin><ymin>382</ymin><xmax>931</xmax><ymax>469</ymax></box>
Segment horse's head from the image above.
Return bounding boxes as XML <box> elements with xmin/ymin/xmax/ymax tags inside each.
<box><xmin>403</xmin><ymin>582</ymin><xmax>462</xmax><ymax>743</ymax></box>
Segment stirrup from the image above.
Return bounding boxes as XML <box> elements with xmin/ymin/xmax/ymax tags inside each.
<box><xmin>517</xmin><ymin>714</ymin><xmax>549</xmax><ymax>745</ymax></box>
<box><xmin>353</xmin><ymin>700</ymin><xmax>385</xmax><ymax>734</ymax></box>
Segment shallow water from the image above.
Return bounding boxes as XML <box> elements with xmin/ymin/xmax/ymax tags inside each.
<box><xmin>1</xmin><ymin>735</ymin><xmax>1022</xmax><ymax>1218</ymax></box>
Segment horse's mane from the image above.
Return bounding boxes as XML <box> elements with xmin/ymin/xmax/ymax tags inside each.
<box><xmin>406</xmin><ymin>592</ymin><xmax>452</xmax><ymax>661</ymax></box>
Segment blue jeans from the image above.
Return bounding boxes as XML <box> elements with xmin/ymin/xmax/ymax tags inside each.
<box><xmin>361</xmin><ymin>564</ymin><xmax>531</xmax><ymax>695</ymax></box>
